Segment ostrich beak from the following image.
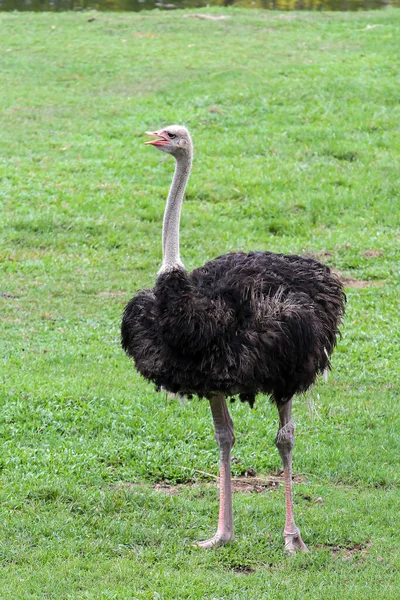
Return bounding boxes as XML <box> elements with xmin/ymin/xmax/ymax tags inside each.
<box><xmin>145</xmin><ymin>131</ymin><xmax>169</xmax><ymax>146</ymax></box>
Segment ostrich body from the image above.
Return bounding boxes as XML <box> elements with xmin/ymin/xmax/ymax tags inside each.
<box><xmin>121</xmin><ymin>125</ymin><xmax>345</xmax><ymax>552</ymax></box>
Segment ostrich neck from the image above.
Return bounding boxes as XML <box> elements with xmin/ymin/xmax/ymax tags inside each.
<box><xmin>159</xmin><ymin>150</ymin><xmax>192</xmax><ymax>274</ymax></box>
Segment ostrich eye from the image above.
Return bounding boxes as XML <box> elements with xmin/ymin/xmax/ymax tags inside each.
<box><xmin>166</xmin><ymin>132</ymin><xmax>176</xmax><ymax>139</ymax></box>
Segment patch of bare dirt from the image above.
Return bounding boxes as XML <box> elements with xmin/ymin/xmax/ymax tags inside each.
<box><xmin>111</xmin><ymin>471</ymin><xmax>305</xmax><ymax>496</ymax></box>
<box><xmin>338</xmin><ymin>276</ymin><xmax>384</xmax><ymax>289</ymax></box>
<box><xmin>317</xmin><ymin>541</ymin><xmax>372</xmax><ymax>561</ymax></box>
<box><xmin>208</xmin><ymin>105</ymin><xmax>225</xmax><ymax>114</ymax></box>
<box><xmin>232</xmin><ymin>565</ymin><xmax>256</xmax><ymax>575</ymax></box>
<box><xmin>231</xmin><ymin>477</ymin><xmax>278</xmax><ymax>493</ymax></box>
<box><xmin>230</xmin><ymin>472</ymin><xmax>303</xmax><ymax>494</ymax></box>
<box><xmin>153</xmin><ymin>474</ymin><xmax>294</xmax><ymax>495</ymax></box>
<box><xmin>304</xmin><ymin>250</ymin><xmax>333</xmax><ymax>261</ymax></box>
<box><xmin>153</xmin><ymin>482</ymin><xmax>183</xmax><ymax>495</ymax></box>
<box><xmin>363</xmin><ymin>249</ymin><xmax>383</xmax><ymax>258</ymax></box>
<box><xmin>111</xmin><ymin>481</ymin><xmax>190</xmax><ymax>495</ymax></box>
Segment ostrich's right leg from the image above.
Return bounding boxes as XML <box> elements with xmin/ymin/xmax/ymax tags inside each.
<box><xmin>196</xmin><ymin>394</ymin><xmax>235</xmax><ymax>548</ymax></box>
<box><xmin>275</xmin><ymin>399</ymin><xmax>308</xmax><ymax>554</ymax></box>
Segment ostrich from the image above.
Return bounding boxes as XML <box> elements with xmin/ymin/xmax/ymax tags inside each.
<box><xmin>121</xmin><ymin>125</ymin><xmax>345</xmax><ymax>553</ymax></box>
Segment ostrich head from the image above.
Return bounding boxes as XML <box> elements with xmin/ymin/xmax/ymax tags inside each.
<box><xmin>145</xmin><ymin>125</ymin><xmax>192</xmax><ymax>157</ymax></box>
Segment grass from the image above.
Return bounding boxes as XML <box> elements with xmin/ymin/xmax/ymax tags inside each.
<box><xmin>1</xmin><ymin>6</ymin><xmax>400</xmax><ymax>599</ymax></box>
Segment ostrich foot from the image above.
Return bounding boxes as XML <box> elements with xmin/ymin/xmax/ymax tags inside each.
<box><xmin>284</xmin><ymin>528</ymin><xmax>309</xmax><ymax>555</ymax></box>
<box><xmin>195</xmin><ymin>532</ymin><xmax>234</xmax><ymax>549</ymax></box>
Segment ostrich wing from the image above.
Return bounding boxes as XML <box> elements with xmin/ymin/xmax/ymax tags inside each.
<box><xmin>154</xmin><ymin>268</ymin><xmax>232</xmax><ymax>354</ymax></box>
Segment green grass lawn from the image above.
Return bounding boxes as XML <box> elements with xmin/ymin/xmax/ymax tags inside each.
<box><xmin>1</xmin><ymin>7</ymin><xmax>400</xmax><ymax>599</ymax></box>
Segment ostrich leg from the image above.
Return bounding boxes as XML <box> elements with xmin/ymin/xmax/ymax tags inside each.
<box><xmin>275</xmin><ymin>399</ymin><xmax>309</xmax><ymax>554</ymax></box>
<box><xmin>197</xmin><ymin>394</ymin><xmax>235</xmax><ymax>548</ymax></box>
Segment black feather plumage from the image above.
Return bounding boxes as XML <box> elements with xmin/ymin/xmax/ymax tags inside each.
<box><xmin>121</xmin><ymin>250</ymin><xmax>345</xmax><ymax>407</ymax></box>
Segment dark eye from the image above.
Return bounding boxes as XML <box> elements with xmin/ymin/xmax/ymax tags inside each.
<box><xmin>166</xmin><ymin>132</ymin><xmax>176</xmax><ymax>139</ymax></box>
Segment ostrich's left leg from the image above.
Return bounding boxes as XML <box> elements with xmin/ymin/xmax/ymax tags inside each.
<box><xmin>275</xmin><ymin>399</ymin><xmax>309</xmax><ymax>554</ymax></box>
<box><xmin>197</xmin><ymin>394</ymin><xmax>235</xmax><ymax>548</ymax></box>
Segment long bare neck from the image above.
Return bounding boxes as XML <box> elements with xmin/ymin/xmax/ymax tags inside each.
<box><xmin>159</xmin><ymin>149</ymin><xmax>192</xmax><ymax>274</ymax></box>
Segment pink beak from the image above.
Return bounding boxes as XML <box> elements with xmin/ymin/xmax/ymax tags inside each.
<box><xmin>145</xmin><ymin>130</ymin><xmax>169</xmax><ymax>146</ymax></box>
